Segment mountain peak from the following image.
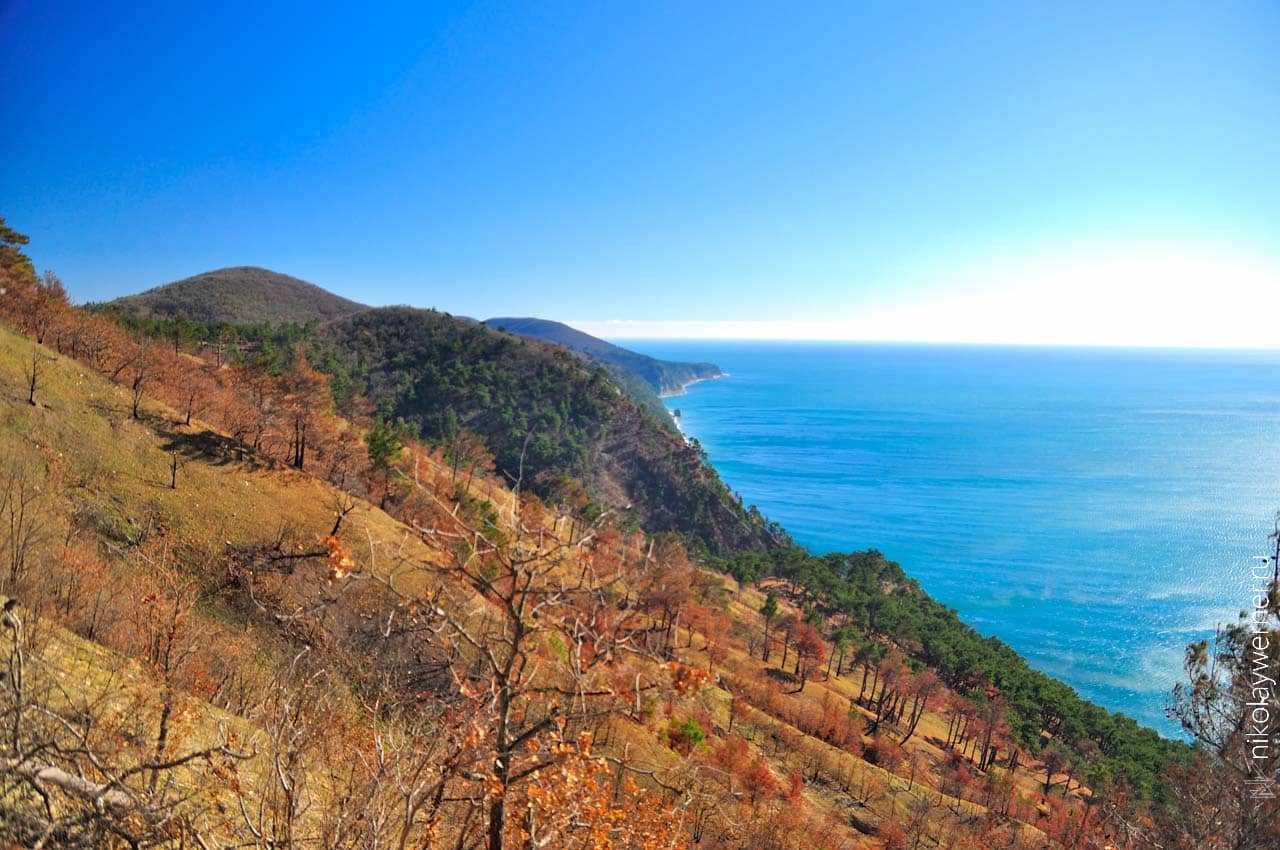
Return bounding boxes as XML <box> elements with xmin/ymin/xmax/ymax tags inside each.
<box><xmin>107</xmin><ymin>266</ymin><xmax>368</xmax><ymax>325</ymax></box>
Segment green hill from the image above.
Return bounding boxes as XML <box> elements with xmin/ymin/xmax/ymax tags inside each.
<box><xmin>104</xmin><ymin>266</ymin><xmax>368</xmax><ymax>325</ymax></box>
<box><xmin>317</xmin><ymin>307</ymin><xmax>775</xmax><ymax>554</ymax></box>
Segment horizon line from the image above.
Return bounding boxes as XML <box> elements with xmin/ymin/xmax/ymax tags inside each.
<box><xmin>564</xmin><ymin>320</ymin><xmax>1280</xmax><ymax>352</ymax></box>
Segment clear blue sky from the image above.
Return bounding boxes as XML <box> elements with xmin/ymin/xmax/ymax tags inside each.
<box><xmin>3</xmin><ymin>1</ymin><xmax>1278</xmax><ymax>344</ymax></box>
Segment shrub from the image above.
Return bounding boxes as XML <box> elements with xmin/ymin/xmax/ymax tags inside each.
<box><xmin>666</xmin><ymin>716</ymin><xmax>706</xmax><ymax>756</ymax></box>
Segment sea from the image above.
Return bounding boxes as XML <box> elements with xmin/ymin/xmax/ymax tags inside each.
<box><xmin>626</xmin><ymin>341</ymin><xmax>1280</xmax><ymax>737</ymax></box>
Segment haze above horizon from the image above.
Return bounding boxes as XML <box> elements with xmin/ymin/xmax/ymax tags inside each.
<box><xmin>3</xmin><ymin>2</ymin><xmax>1277</xmax><ymax>348</ymax></box>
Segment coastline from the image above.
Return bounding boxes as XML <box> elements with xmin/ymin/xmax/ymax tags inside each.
<box><xmin>663</xmin><ymin>372</ymin><xmax>726</xmax><ymax>442</ymax></box>
<box><xmin>658</xmin><ymin>371</ymin><xmax>726</xmax><ymax>399</ymax></box>
<box><xmin>637</xmin><ymin>341</ymin><xmax>1257</xmax><ymax>737</ymax></box>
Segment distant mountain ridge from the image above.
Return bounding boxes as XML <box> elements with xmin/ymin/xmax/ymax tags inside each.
<box><xmin>105</xmin><ymin>266</ymin><xmax>368</xmax><ymax>325</ymax></box>
<box><xmin>484</xmin><ymin>317</ymin><xmax>721</xmax><ymax>396</ymax></box>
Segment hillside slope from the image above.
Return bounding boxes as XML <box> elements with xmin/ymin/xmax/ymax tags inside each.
<box><xmin>0</xmin><ymin>323</ymin><xmax>1093</xmax><ymax>850</ymax></box>
<box><xmin>317</xmin><ymin>307</ymin><xmax>774</xmax><ymax>554</ymax></box>
<box><xmin>483</xmin><ymin>317</ymin><xmax>721</xmax><ymax>397</ymax></box>
<box><xmin>0</xmin><ymin>320</ymin><xmax>710</xmax><ymax>848</ymax></box>
<box><xmin>105</xmin><ymin>266</ymin><xmax>368</xmax><ymax>325</ymax></box>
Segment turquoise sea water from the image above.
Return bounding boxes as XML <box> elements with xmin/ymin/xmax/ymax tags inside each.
<box><xmin>629</xmin><ymin>341</ymin><xmax>1280</xmax><ymax>737</ymax></box>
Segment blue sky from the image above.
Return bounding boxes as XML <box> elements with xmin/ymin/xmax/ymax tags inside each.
<box><xmin>3</xmin><ymin>2</ymin><xmax>1278</xmax><ymax>344</ymax></box>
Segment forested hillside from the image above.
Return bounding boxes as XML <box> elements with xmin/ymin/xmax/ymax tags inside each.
<box><xmin>315</xmin><ymin>306</ymin><xmax>775</xmax><ymax>555</ymax></box>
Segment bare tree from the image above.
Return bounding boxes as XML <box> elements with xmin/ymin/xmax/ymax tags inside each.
<box><xmin>129</xmin><ymin>343</ymin><xmax>154</xmax><ymax>420</ymax></box>
<box><xmin>0</xmin><ymin>599</ymin><xmax>245</xmax><ymax>848</ymax></box>
<box><xmin>1151</xmin><ymin>587</ymin><xmax>1280</xmax><ymax>850</ymax></box>
<box><xmin>377</xmin><ymin>479</ymin><xmax>663</xmax><ymax>850</ymax></box>
<box><xmin>24</xmin><ymin>347</ymin><xmax>43</xmax><ymax>406</ymax></box>
<box><xmin>0</xmin><ymin>459</ymin><xmax>48</xmax><ymax>595</ymax></box>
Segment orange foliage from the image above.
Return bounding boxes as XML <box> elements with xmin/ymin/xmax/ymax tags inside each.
<box><xmin>517</xmin><ymin>734</ymin><xmax>687</xmax><ymax>849</ymax></box>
